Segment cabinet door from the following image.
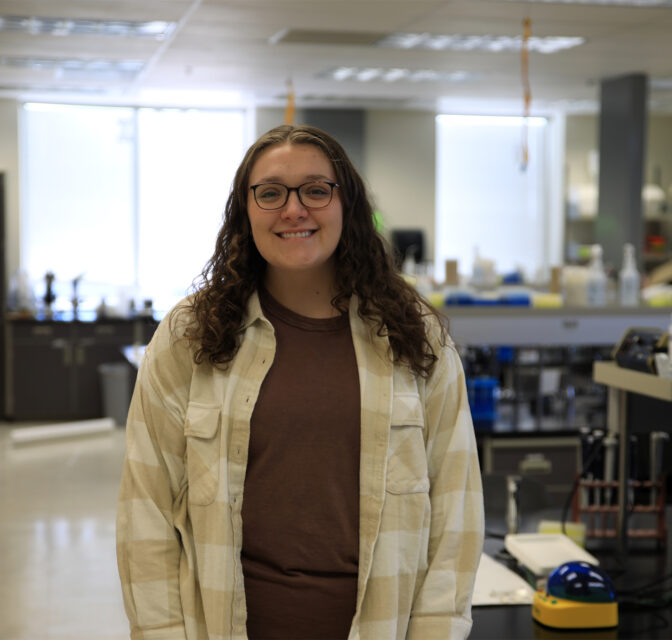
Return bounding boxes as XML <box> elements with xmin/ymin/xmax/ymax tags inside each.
<box><xmin>139</xmin><ymin>319</ymin><xmax>159</xmax><ymax>345</ymax></box>
<box><xmin>8</xmin><ymin>323</ymin><xmax>74</xmax><ymax>420</ymax></box>
<box><xmin>73</xmin><ymin>323</ymin><xmax>135</xmax><ymax>419</ymax></box>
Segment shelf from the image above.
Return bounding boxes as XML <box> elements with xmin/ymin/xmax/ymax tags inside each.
<box><xmin>445</xmin><ymin>306</ymin><xmax>672</xmax><ymax>347</ymax></box>
<box><xmin>643</xmin><ymin>252</ymin><xmax>672</xmax><ymax>263</ymax></box>
<box><xmin>593</xmin><ymin>361</ymin><xmax>672</xmax><ymax>402</ymax></box>
<box><xmin>566</xmin><ymin>216</ymin><xmax>596</xmax><ymax>223</ymax></box>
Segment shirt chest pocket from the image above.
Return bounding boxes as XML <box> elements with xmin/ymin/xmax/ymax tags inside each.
<box><xmin>386</xmin><ymin>393</ymin><xmax>430</xmax><ymax>495</ymax></box>
<box><xmin>184</xmin><ymin>403</ymin><xmax>222</xmax><ymax>506</ymax></box>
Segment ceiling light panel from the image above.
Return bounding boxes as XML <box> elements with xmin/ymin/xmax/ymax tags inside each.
<box><xmin>378</xmin><ymin>33</ymin><xmax>585</xmax><ymax>54</ymax></box>
<box><xmin>0</xmin><ymin>15</ymin><xmax>176</xmax><ymax>39</ymax></box>
<box><xmin>320</xmin><ymin>67</ymin><xmax>480</xmax><ymax>83</ymax></box>
<box><xmin>0</xmin><ymin>56</ymin><xmax>144</xmax><ymax>80</ymax></box>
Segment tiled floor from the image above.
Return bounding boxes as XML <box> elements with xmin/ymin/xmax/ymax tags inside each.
<box><xmin>0</xmin><ymin>422</ymin><xmax>130</xmax><ymax>640</ymax></box>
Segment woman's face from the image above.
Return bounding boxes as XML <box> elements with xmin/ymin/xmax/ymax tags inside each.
<box><xmin>247</xmin><ymin>142</ymin><xmax>343</xmax><ymax>281</ymax></box>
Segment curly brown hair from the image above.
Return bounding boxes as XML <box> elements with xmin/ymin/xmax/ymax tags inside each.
<box><xmin>174</xmin><ymin>124</ymin><xmax>446</xmax><ymax>378</ymax></box>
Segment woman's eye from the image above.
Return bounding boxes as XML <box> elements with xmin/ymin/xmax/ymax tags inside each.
<box><xmin>304</xmin><ymin>184</ymin><xmax>329</xmax><ymax>196</ymax></box>
<box><xmin>258</xmin><ymin>188</ymin><xmax>281</xmax><ymax>200</ymax></box>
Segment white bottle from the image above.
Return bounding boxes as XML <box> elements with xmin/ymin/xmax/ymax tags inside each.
<box><xmin>618</xmin><ymin>243</ymin><xmax>640</xmax><ymax>307</ymax></box>
<box><xmin>586</xmin><ymin>244</ymin><xmax>607</xmax><ymax>307</ymax></box>
<box><xmin>471</xmin><ymin>246</ymin><xmax>484</xmax><ymax>288</ymax></box>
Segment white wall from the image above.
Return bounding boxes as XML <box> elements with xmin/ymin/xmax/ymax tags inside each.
<box><xmin>0</xmin><ymin>99</ymin><xmax>20</xmax><ymax>281</ymax></box>
<box><xmin>565</xmin><ymin>113</ymin><xmax>672</xmax><ymax>192</ymax></box>
<box><xmin>364</xmin><ymin>110</ymin><xmax>436</xmax><ymax>258</ymax></box>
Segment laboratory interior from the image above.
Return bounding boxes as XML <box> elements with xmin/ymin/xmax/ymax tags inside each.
<box><xmin>1</xmin><ymin>0</ymin><xmax>672</xmax><ymax>638</ymax></box>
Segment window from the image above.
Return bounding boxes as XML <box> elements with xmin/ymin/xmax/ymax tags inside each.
<box><xmin>20</xmin><ymin>103</ymin><xmax>246</xmax><ymax>316</ymax></box>
<box><xmin>435</xmin><ymin>114</ymin><xmax>561</xmax><ymax>283</ymax></box>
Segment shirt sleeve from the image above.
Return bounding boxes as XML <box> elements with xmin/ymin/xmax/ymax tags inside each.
<box><xmin>408</xmin><ymin>337</ymin><xmax>484</xmax><ymax>640</ymax></box>
<box><xmin>116</xmin><ymin>316</ymin><xmax>193</xmax><ymax>640</ymax></box>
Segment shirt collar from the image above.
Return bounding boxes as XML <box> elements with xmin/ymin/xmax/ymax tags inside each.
<box><xmin>241</xmin><ymin>289</ymin><xmax>266</xmax><ymax>331</ymax></box>
<box><xmin>242</xmin><ymin>289</ymin><xmax>390</xmax><ymax>354</ymax></box>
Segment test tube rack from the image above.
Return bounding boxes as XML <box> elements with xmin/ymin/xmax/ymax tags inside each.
<box><xmin>571</xmin><ymin>475</ymin><xmax>667</xmax><ymax>547</ymax></box>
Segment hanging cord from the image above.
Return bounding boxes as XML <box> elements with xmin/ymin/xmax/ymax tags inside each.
<box><xmin>284</xmin><ymin>78</ymin><xmax>295</xmax><ymax>125</ymax></box>
<box><xmin>520</xmin><ymin>17</ymin><xmax>532</xmax><ymax>171</ymax></box>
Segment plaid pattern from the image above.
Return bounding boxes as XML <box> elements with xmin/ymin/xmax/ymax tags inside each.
<box><xmin>117</xmin><ymin>291</ymin><xmax>484</xmax><ymax>640</ymax></box>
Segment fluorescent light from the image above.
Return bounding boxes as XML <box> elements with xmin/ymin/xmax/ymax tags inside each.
<box><xmin>321</xmin><ymin>67</ymin><xmax>479</xmax><ymax>83</ymax></box>
<box><xmin>437</xmin><ymin>114</ymin><xmax>548</xmax><ymax>127</ymax></box>
<box><xmin>332</xmin><ymin>67</ymin><xmax>356</xmax><ymax>81</ymax></box>
<box><xmin>382</xmin><ymin>68</ymin><xmax>410</xmax><ymax>82</ymax></box>
<box><xmin>356</xmin><ymin>68</ymin><xmax>382</xmax><ymax>82</ymax></box>
<box><xmin>378</xmin><ymin>33</ymin><xmax>585</xmax><ymax>54</ymax></box>
<box><xmin>1</xmin><ymin>56</ymin><xmax>144</xmax><ymax>80</ymax></box>
<box><xmin>0</xmin><ymin>15</ymin><xmax>176</xmax><ymax>39</ymax></box>
<box><xmin>409</xmin><ymin>70</ymin><xmax>440</xmax><ymax>82</ymax></box>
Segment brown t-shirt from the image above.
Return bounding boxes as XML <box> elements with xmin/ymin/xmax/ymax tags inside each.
<box><xmin>241</xmin><ymin>289</ymin><xmax>361</xmax><ymax>640</ymax></box>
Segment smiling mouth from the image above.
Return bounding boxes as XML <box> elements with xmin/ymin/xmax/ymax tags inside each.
<box><xmin>277</xmin><ymin>230</ymin><xmax>316</xmax><ymax>239</ymax></box>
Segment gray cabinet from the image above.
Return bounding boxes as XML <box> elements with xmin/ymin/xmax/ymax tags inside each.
<box><xmin>4</xmin><ymin>319</ymin><xmax>157</xmax><ymax>421</ymax></box>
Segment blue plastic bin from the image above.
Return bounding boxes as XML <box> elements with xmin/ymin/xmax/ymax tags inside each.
<box><xmin>466</xmin><ymin>376</ymin><xmax>499</xmax><ymax>430</ymax></box>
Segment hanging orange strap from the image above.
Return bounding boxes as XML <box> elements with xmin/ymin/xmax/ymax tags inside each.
<box><xmin>521</xmin><ymin>17</ymin><xmax>532</xmax><ymax>170</ymax></box>
<box><xmin>284</xmin><ymin>79</ymin><xmax>295</xmax><ymax>125</ymax></box>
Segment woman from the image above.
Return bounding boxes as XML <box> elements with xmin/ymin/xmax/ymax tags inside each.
<box><xmin>117</xmin><ymin>124</ymin><xmax>484</xmax><ymax>640</ymax></box>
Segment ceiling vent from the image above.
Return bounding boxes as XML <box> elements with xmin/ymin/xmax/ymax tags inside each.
<box><xmin>270</xmin><ymin>29</ymin><xmax>384</xmax><ymax>46</ymax></box>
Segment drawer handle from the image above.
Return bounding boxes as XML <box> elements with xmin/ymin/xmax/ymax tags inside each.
<box><xmin>562</xmin><ymin>319</ymin><xmax>579</xmax><ymax>330</ymax></box>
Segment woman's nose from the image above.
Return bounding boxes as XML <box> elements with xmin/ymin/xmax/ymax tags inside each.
<box><xmin>280</xmin><ymin>190</ymin><xmax>308</xmax><ymax>220</ymax></box>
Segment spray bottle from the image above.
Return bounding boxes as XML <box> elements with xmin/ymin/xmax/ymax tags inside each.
<box><xmin>618</xmin><ymin>243</ymin><xmax>640</xmax><ymax>306</ymax></box>
<box><xmin>586</xmin><ymin>244</ymin><xmax>607</xmax><ymax>307</ymax></box>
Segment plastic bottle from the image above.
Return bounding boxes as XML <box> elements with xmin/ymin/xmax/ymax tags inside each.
<box><xmin>618</xmin><ymin>243</ymin><xmax>640</xmax><ymax>307</ymax></box>
<box><xmin>402</xmin><ymin>249</ymin><xmax>416</xmax><ymax>277</ymax></box>
<box><xmin>471</xmin><ymin>246</ymin><xmax>485</xmax><ymax>288</ymax></box>
<box><xmin>585</xmin><ymin>244</ymin><xmax>607</xmax><ymax>307</ymax></box>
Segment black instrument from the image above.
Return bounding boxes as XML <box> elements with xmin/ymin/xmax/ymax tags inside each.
<box><xmin>612</xmin><ymin>327</ymin><xmax>666</xmax><ymax>373</ymax></box>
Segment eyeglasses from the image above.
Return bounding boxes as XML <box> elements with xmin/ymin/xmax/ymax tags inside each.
<box><xmin>249</xmin><ymin>181</ymin><xmax>339</xmax><ymax>210</ymax></box>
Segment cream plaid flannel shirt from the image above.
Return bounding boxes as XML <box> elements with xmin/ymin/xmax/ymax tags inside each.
<box><xmin>117</xmin><ymin>291</ymin><xmax>484</xmax><ymax>640</ymax></box>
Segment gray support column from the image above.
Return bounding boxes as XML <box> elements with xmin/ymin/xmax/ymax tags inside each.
<box><xmin>596</xmin><ymin>74</ymin><xmax>648</xmax><ymax>271</ymax></box>
<box><xmin>303</xmin><ymin>109</ymin><xmax>365</xmax><ymax>171</ymax></box>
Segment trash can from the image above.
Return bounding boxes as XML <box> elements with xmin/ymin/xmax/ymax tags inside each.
<box><xmin>98</xmin><ymin>362</ymin><xmax>132</xmax><ymax>427</ymax></box>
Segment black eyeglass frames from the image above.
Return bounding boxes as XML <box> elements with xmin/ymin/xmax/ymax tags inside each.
<box><xmin>249</xmin><ymin>181</ymin><xmax>339</xmax><ymax>210</ymax></box>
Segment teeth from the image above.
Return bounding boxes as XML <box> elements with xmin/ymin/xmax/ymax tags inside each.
<box><xmin>280</xmin><ymin>230</ymin><xmax>313</xmax><ymax>238</ymax></box>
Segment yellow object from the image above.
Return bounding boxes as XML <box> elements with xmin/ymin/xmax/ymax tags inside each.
<box><xmin>533</xmin><ymin>590</ymin><xmax>618</xmax><ymax>629</ymax></box>
<box><xmin>648</xmin><ymin>294</ymin><xmax>672</xmax><ymax>307</ymax></box>
<box><xmin>428</xmin><ymin>292</ymin><xmax>445</xmax><ymax>308</ymax></box>
<box><xmin>532</xmin><ymin>293</ymin><xmax>563</xmax><ymax>308</ymax></box>
<box><xmin>537</xmin><ymin>520</ymin><xmax>586</xmax><ymax>548</ymax></box>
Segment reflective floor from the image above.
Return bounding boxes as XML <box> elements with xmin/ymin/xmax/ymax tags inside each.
<box><xmin>0</xmin><ymin>422</ymin><xmax>129</xmax><ymax>639</ymax></box>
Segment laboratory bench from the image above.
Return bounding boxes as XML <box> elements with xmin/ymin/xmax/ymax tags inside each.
<box><xmin>472</xmin><ymin>360</ymin><xmax>672</xmax><ymax>639</ymax></box>
<box><xmin>473</xmin><ymin>508</ymin><xmax>672</xmax><ymax>639</ymax></box>
<box><xmin>2</xmin><ymin>316</ymin><xmax>158</xmax><ymax>421</ymax></box>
